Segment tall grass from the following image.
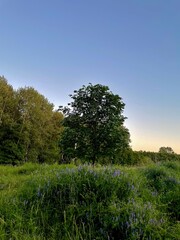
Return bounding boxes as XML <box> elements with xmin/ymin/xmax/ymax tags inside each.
<box><xmin>0</xmin><ymin>161</ymin><xmax>179</xmax><ymax>239</ymax></box>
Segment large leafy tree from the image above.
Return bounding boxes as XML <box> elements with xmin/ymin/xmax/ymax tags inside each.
<box><xmin>0</xmin><ymin>76</ymin><xmax>63</xmax><ymax>164</ymax></box>
<box><xmin>0</xmin><ymin>76</ymin><xmax>16</xmax><ymax>125</ymax></box>
<box><xmin>16</xmin><ymin>87</ymin><xmax>63</xmax><ymax>163</ymax></box>
<box><xmin>0</xmin><ymin>77</ymin><xmax>22</xmax><ymax>164</ymax></box>
<box><xmin>59</xmin><ymin>83</ymin><xmax>130</xmax><ymax>164</ymax></box>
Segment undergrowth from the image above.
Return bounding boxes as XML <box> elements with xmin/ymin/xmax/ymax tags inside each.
<box><xmin>0</xmin><ymin>161</ymin><xmax>179</xmax><ymax>239</ymax></box>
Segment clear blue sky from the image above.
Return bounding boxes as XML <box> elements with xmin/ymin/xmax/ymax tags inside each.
<box><xmin>0</xmin><ymin>0</ymin><xmax>180</xmax><ymax>153</ymax></box>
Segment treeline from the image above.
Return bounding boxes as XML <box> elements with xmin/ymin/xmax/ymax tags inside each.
<box><xmin>1</xmin><ymin>76</ymin><xmax>179</xmax><ymax>165</ymax></box>
<box><xmin>95</xmin><ymin>149</ymin><xmax>180</xmax><ymax>165</ymax></box>
<box><xmin>118</xmin><ymin>150</ymin><xmax>180</xmax><ymax>165</ymax></box>
<box><xmin>0</xmin><ymin>76</ymin><xmax>63</xmax><ymax>164</ymax></box>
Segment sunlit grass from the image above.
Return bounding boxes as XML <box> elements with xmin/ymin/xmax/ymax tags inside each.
<box><xmin>0</xmin><ymin>161</ymin><xmax>179</xmax><ymax>239</ymax></box>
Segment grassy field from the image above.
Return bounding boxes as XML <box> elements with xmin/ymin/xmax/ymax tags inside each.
<box><xmin>0</xmin><ymin>161</ymin><xmax>180</xmax><ymax>239</ymax></box>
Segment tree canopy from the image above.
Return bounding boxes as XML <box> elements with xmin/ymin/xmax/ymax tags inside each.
<box><xmin>0</xmin><ymin>76</ymin><xmax>63</xmax><ymax>164</ymax></box>
<box><xmin>59</xmin><ymin>83</ymin><xmax>130</xmax><ymax>164</ymax></box>
<box><xmin>159</xmin><ymin>147</ymin><xmax>174</xmax><ymax>154</ymax></box>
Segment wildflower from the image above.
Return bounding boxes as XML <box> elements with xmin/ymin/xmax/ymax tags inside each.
<box><xmin>126</xmin><ymin>221</ymin><xmax>130</xmax><ymax>228</ymax></box>
<box><xmin>37</xmin><ymin>187</ymin><xmax>41</xmax><ymax>197</ymax></box>
<box><xmin>149</xmin><ymin>219</ymin><xmax>156</xmax><ymax>224</ymax></box>
<box><xmin>47</xmin><ymin>180</ymin><xmax>50</xmax><ymax>187</ymax></box>
<box><xmin>131</xmin><ymin>212</ymin><xmax>136</xmax><ymax>220</ymax></box>
<box><xmin>23</xmin><ymin>200</ymin><xmax>28</xmax><ymax>206</ymax></box>
<box><xmin>159</xmin><ymin>218</ymin><xmax>164</xmax><ymax>224</ymax></box>
<box><xmin>113</xmin><ymin>170</ymin><xmax>121</xmax><ymax>177</ymax></box>
<box><xmin>146</xmin><ymin>202</ymin><xmax>152</xmax><ymax>209</ymax></box>
<box><xmin>78</xmin><ymin>166</ymin><xmax>83</xmax><ymax>172</ymax></box>
<box><xmin>151</xmin><ymin>191</ymin><xmax>158</xmax><ymax>196</ymax></box>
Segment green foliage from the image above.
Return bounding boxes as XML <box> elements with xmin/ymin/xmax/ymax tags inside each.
<box><xmin>144</xmin><ymin>164</ymin><xmax>180</xmax><ymax>221</ymax></box>
<box><xmin>0</xmin><ymin>124</ymin><xmax>24</xmax><ymax>165</ymax></box>
<box><xmin>0</xmin><ymin>77</ymin><xmax>63</xmax><ymax>164</ymax></box>
<box><xmin>130</xmin><ymin>151</ymin><xmax>180</xmax><ymax>165</ymax></box>
<box><xmin>0</xmin><ymin>77</ymin><xmax>22</xmax><ymax>164</ymax></box>
<box><xmin>159</xmin><ymin>146</ymin><xmax>174</xmax><ymax>154</ymax></box>
<box><xmin>0</xmin><ymin>162</ymin><xmax>179</xmax><ymax>239</ymax></box>
<box><xmin>0</xmin><ymin>76</ymin><xmax>16</xmax><ymax>125</ymax></box>
<box><xmin>59</xmin><ymin>83</ymin><xmax>130</xmax><ymax>164</ymax></box>
<box><xmin>16</xmin><ymin>87</ymin><xmax>63</xmax><ymax>163</ymax></box>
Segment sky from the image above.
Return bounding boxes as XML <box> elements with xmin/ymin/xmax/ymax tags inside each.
<box><xmin>0</xmin><ymin>0</ymin><xmax>180</xmax><ymax>153</ymax></box>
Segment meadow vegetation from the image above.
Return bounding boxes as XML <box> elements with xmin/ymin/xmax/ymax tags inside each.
<box><xmin>1</xmin><ymin>78</ymin><xmax>180</xmax><ymax>239</ymax></box>
<box><xmin>0</xmin><ymin>161</ymin><xmax>179</xmax><ymax>239</ymax></box>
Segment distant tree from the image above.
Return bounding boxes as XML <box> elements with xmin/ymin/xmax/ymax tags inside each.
<box><xmin>159</xmin><ymin>147</ymin><xmax>174</xmax><ymax>154</ymax></box>
<box><xmin>59</xmin><ymin>83</ymin><xmax>130</xmax><ymax>164</ymax></box>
